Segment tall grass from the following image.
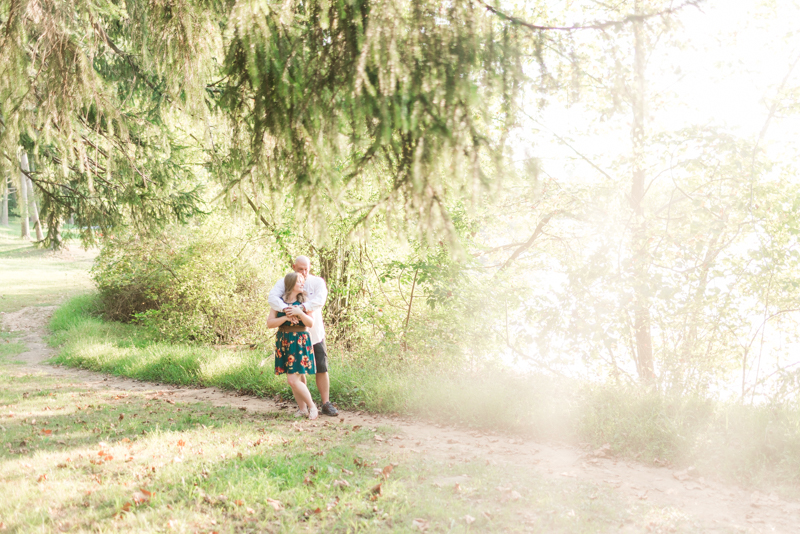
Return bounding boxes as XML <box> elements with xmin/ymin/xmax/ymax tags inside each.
<box><xmin>49</xmin><ymin>294</ymin><xmax>800</xmax><ymax>494</ymax></box>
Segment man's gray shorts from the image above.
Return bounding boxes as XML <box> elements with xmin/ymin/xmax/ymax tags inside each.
<box><xmin>312</xmin><ymin>340</ymin><xmax>329</xmax><ymax>374</ymax></box>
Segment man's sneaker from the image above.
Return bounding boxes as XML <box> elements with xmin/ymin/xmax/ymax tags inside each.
<box><xmin>321</xmin><ymin>402</ymin><xmax>339</xmax><ymax>416</ymax></box>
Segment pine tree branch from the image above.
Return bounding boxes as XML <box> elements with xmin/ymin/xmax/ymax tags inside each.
<box><xmin>477</xmin><ymin>0</ymin><xmax>703</xmax><ymax>32</ymax></box>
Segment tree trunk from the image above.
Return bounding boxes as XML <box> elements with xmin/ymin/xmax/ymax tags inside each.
<box><xmin>1</xmin><ymin>177</ymin><xmax>8</xmax><ymax>226</ymax></box>
<box><xmin>629</xmin><ymin>2</ymin><xmax>654</xmax><ymax>383</ymax></box>
<box><xmin>27</xmin><ymin>177</ymin><xmax>44</xmax><ymax>241</ymax></box>
<box><xmin>19</xmin><ymin>153</ymin><xmax>30</xmax><ymax>240</ymax></box>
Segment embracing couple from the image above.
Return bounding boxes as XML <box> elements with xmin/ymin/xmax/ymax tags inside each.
<box><xmin>266</xmin><ymin>256</ymin><xmax>338</xmax><ymax>420</ymax></box>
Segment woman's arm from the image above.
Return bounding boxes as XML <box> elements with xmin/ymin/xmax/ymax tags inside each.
<box><xmin>294</xmin><ymin>306</ymin><xmax>314</xmax><ymax>328</ymax></box>
<box><xmin>267</xmin><ymin>309</ymin><xmax>291</xmax><ymax>329</ymax></box>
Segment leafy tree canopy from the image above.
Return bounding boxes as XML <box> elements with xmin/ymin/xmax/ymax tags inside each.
<box><xmin>0</xmin><ymin>0</ymin><xmax>693</xmax><ymax>246</ymax></box>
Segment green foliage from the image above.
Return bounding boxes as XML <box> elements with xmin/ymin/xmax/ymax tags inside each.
<box><xmin>218</xmin><ymin>0</ymin><xmax>523</xmax><ymax>239</ymax></box>
<box><xmin>0</xmin><ymin>0</ymin><xmax>208</xmax><ymax>249</ymax></box>
<box><xmin>91</xmin><ymin>219</ymin><xmax>284</xmax><ymax>344</ymax></box>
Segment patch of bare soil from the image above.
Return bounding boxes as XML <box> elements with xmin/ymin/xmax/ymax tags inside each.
<box><xmin>3</xmin><ymin>306</ymin><xmax>798</xmax><ymax>533</ymax></box>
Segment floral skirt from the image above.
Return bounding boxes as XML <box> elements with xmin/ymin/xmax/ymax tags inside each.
<box><xmin>274</xmin><ymin>331</ymin><xmax>315</xmax><ymax>375</ymax></box>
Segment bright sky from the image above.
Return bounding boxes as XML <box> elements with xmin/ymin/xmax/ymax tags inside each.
<box><xmin>514</xmin><ymin>0</ymin><xmax>800</xmax><ymax>168</ymax></box>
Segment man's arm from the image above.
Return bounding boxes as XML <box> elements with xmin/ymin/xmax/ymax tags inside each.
<box><xmin>303</xmin><ymin>276</ymin><xmax>328</xmax><ymax>312</ymax></box>
<box><xmin>268</xmin><ymin>278</ymin><xmax>289</xmax><ymax>312</ymax></box>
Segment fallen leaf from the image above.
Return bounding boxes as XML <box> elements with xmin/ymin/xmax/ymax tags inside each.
<box><xmin>332</xmin><ymin>479</ymin><xmax>350</xmax><ymax>488</ymax></box>
<box><xmin>312</xmin><ymin>507</ymin><xmax>322</xmax><ymax>514</ymax></box>
<box><xmin>234</xmin><ymin>500</ymin><xmax>244</xmax><ymax>506</ymax></box>
<box><xmin>41</xmin><ymin>429</ymin><xmax>52</xmax><ymax>435</ymax></box>
<box><xmin>265</xmin><ymin>498</ymin><xmax>283</xmax><ymax>511</ymax></box>
<box><xmin>246</xmin><ymin>507</ymin><xmax>255</xmax><ymax>514</ymax></box>
<box><xmin>177</xmin><ymin>439</ymin><xmax>186</xmax><ymax>447</ymax></box>
<box><xmin>370</xmin><ymin>483</ymin><xmax>383</xmax><ymax>497</ymax></box>
<box><xmin>381</xmin><ymin>465</ymin><xmax>394</xmax><ymax>479</ymax></box>
<box><xmin>303</xmin><ymin>475</ymin><xmax>313</xmax><ymax>486</ymax></box>
<box><xmin>119</xmin><ymin>414</ymin><xmax>124</xmax><ymax>421</ymax></box>
<box><xmin>411</xmin><ymin>518</ymin><xmax>429</xmax><ymax>531</ymax></box>
<box><xmin>37</xmin><ymin>474</ymin><xmax>47</xmax><ymax>482</ymax></box>
<box><xmin>167</xmin><ymin>519</ymin><xmax>178</xmax><ymax>530</ymax></box>
<box><xmin>374</xmin><ymin>435</ymin><xmax>384</xmax><ymax>442</ymax></box>
<box><xmin>132</xmin><ymin>489</ymin><xmax>153</xmax><ymax>505</ymax></box>
<box><xmin>454</xmin><ymin>483</ymin><xmax>461</xmax><ymax>493</ymax></box>
<box><xmin>463</xmin><ymin>515</ymin><xmax>476</xmax><ymax>524</ymax></box>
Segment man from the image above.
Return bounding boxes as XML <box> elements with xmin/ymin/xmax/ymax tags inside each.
<box><xmin>268</xmin><ymin>256</ymin><xmax>339</xmax><ymax>416</ymax></box>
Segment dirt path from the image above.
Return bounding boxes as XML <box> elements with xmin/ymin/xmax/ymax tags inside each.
<box><xmin>3</xmin><ymin>306</ymin><xmax>799</xmax><ymax>533</ymax></box>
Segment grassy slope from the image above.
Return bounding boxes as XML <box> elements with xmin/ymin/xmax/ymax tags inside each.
<box><xmin>48</xmin><ymin>294</ymin><xmax>800</xmax><ymax>495</ymax></box>
<box><xmin>3</xmin><ymin>222</ymin><xmax>799</xmax><ymax>523</ymax></box>
<box><xmin>0</xmin><ymin>232</ymin><xmax>677</xmax><ymax>533</ymax></box>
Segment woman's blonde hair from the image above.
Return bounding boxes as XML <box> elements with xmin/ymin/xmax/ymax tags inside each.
<box><xmin>282</xmin><ymin>272</ymin><xmax>308</xmax><ymax>303</ymax></box>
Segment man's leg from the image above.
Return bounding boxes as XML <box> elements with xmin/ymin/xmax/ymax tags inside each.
<box><xmin>313</xmin><ymin>340</ymin><xmax>338</xmax><ymax>416</ymax></box>
<box><xmin>315</xmin><ymin>372</ymin><xmax>330</xmax><ymax>405</ymax></box>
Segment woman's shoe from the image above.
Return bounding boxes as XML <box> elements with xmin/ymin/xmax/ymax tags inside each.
<box><xmin>308</xmin><ymin>404</ymin><xmax>319</xmax><ymax>420</ymax></box>
<box><xmin>293</xmin><ymin>409</ymin><xmax>309</xmax><ymax>418</ymax></box>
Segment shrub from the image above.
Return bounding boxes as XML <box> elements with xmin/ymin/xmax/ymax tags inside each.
<box><xmin>91</xmin><ymin>221</ymin><xmax>286</xmax><ymax>344</ymax></box>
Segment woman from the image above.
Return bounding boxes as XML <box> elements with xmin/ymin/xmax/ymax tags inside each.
<box><xmin>267</xmin><ymin>271</ymin><xmax>318</xmax><ymax>419</ymax></box>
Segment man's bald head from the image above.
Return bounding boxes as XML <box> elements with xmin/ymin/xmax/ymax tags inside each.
<box><xmin>292</xmin><ymin>256</ymin><xmax>310</xmax><ymax>278</ymax></box>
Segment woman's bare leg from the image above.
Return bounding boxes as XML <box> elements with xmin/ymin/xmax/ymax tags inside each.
<box><xmin>287</xmin><ymin>374</ymin><xmax>316</xmax><ymax>417</ymax></box>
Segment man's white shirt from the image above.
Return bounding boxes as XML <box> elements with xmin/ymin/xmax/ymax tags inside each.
<box><xmin>268</xmin><ymin>274</ymin><xmax>327</xmax><ymax>345</ymax></box>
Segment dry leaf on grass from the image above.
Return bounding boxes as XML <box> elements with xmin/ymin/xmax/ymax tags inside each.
<box><xmin>411</xmin><ymin>518</ymin><xmax>429</xmax><ymax>531</ymax></box>
<box><xmin>381</xmin><ymin>465</ymin><xmax>394</xmax><ymax>479</ymax></box>
<box><xmin>265</xmin><ymin>498</ymin><xmax>283</xmax><ymax>511</ymax></box>
<box><xmin>37</xmin><ymin>474</ymin><xmax>47</xmax><ymax>482</ymax></box>
<box><xmin>132</xmin><ymin>489</ymin><xmax>154</xmax><ymax>505</ymax></box>
<box><xmin>463</xmin><ymin>515</ymin><xmax>476</xmax><ymax>524</ymax></box>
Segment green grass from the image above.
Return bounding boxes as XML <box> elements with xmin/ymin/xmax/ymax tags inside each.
<box><xmin>0</xmin><ymin>330</ymin><xmax>26</xmax><ymax>363</ymax></box>
<box><xmin>48</xmin><ymin>295</ymin><xmax>575</xmax><ymax>435</ymax></box>
<box><xmin>0</xmin><ymin>217</ymin><xmax>96</xmax><ymax>313</ymax></box>
<box><xmin>47</xmin><ymin>294</ymin><xmax>800</xmax><ymax>498</ymax></box>
<box><xmin>0</xmin><ymin>370</ymin><xmax>693</xmax><ymax>533</ymax></box>
<box><xmin>576</xmin><ymin>386</ymin><xmax>800</xmax><ymax>496</ymax></box>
